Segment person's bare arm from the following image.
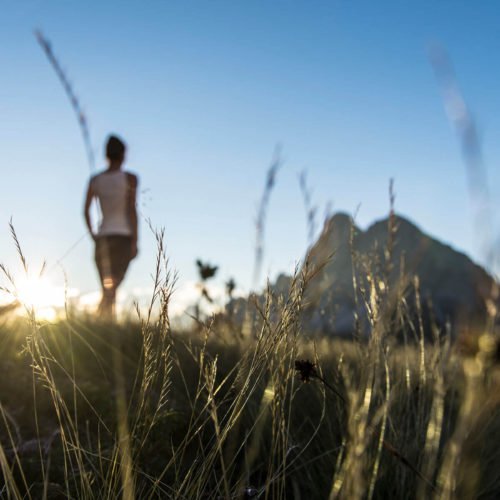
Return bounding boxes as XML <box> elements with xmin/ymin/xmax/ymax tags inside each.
<box><xmin>127</xmin><ymin>173</ymin><xmax>139</xmax><ymax>258</ymax></box>
<box><xmin>83</xmin><ymin>178</ymin><xmax>96</xmax><ymax>240</ymax></box>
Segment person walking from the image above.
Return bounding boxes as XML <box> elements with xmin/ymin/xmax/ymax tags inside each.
<box><xmin>83</xmin><ymin>135</ymin><xmax>138</xmax><ymax>319</ymax></box>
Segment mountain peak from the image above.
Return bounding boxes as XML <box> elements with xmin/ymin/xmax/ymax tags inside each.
<box><xmin>304</xmin><ymin>212</ymin><xmax>496</xmax><ymax>338</ymax></box>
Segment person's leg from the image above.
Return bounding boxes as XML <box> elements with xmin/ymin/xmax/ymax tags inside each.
<box><xmin>95</xmin><ymin>237</ymin><xmax>115</xmax><ymax>319</ymax></box>
<box><xmin>99</xmin><ymin>280</ymin><xmax>116</xmax><ymax>319</ymax></box>
<box><xmin>107</xmin><ymin>237</ymin><xmax>133</xmax><ymax>318</ymax></box>
<box><xmin>95</xmin><ymin>236</ymin><xmax>133</xmax><ymax>320</ymax></box>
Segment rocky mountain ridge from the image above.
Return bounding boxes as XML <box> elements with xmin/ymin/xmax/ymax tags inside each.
<box><xmin>276</xmin><ymin>212</ymin><xmax>497</xmax><ymax>338</ymax></box>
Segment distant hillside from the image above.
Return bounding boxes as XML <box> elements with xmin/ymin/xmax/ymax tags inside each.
<box><xmin>278</xmin><ymin>212</ymin><xmax>497</xmax><ymax>338</ymax></box>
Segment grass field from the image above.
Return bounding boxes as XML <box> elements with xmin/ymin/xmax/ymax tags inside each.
<box><xmin>3</xmin><ymin>7</ymin><xmax>498</xmax><ymax>499</ymax></box>
<box><xmin>2</xmin><ymin>243</ymin><xmax>500</xmax><ymax>500</ymax></box>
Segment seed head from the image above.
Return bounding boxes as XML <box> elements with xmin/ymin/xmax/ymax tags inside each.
<box><xmin>196</xmin><ymin>259</ymin><xmax>218</xmax><ymax>281</ymax></box>
<box><xmin>294</xmin><ymin>359</ymin><xmax>317</xmax><ymax>382</ymax></box>
<box><xmin>226</xmin><ymin>278</ymin><xmax>236</xmax><ymax>297</ymax></box>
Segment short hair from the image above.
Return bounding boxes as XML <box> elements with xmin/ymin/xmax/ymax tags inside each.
<box><xmin>106</xmin><ymin>135</ymin><xmax>126</xmax><ymax>161</ymax></box>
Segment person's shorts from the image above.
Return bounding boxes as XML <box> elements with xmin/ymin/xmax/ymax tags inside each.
<box><xmin>95</xmin><ymin>235</ymin><xmax>133</xmax><ymax>289</ymax></box>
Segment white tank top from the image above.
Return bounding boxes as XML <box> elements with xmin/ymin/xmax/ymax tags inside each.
<box><xmin>92</xmin><ymin>170</ymin><xmax>132</xmax><ymax>236</ymax></box>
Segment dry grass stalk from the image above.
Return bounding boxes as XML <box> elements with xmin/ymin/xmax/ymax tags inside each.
<box><xmin>253</xmin><ymin>145</ymin><xmax>282</xmax><ymax>289</ymax></box>
<box><xmin>35</xmin><ymin>30</ymin><xmax>95</xmax><ymax>172</ymax></box>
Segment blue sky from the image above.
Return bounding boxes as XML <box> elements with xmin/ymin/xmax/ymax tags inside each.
<box><xmin>1</xmin><ymin>1</ymin><xmax>500</xmax><ymax>312</ymax></box>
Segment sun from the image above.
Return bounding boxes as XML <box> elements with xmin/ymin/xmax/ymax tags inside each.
<box><xmin>16</xmin><ymin>274</ymin><xmax>66</xmax><ymax>321</ymax></box>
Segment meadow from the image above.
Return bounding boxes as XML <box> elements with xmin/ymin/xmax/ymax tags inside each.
<box><xmin>1</xmin><ymin>226</ymin><xmax>500</xmax><ymax>500</ymax></box>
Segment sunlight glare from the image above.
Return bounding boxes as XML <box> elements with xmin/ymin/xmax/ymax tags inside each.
<box><xmin>16</xmin><ymin>275</ymin><xmax>68</xmax><ymax>321</ymax></box>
